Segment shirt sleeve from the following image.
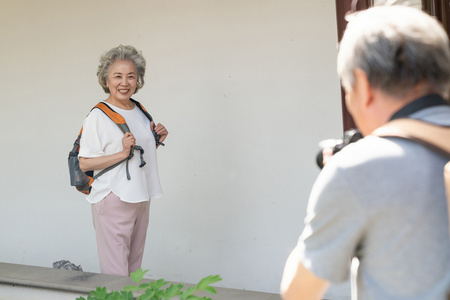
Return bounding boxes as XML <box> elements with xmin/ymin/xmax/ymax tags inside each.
<box><xmin>298</xmin><ymin>163</ymin><xmax>367</xmax><ymax>283</ymax></box>
<box><xmin>78</xmin><ymin>110</ymin><xmax>106</xmax><ymax>158</ymax></box>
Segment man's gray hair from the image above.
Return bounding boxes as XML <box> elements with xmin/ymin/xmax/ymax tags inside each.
<box><xmin>97</xmin><ymin>44</ymin><xmax>146</xmax><ymax>94</ymax></box>
<box><xmin>337</xmin><ymin>5</ymin><xmax>450</xmax><ymax>98</ymax></box>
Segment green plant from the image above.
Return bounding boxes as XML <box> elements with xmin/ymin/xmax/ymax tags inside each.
<box><xmin>76</xmin><ymin>268</ymin><xmax>222</xmax><ymax>300</ymax></box>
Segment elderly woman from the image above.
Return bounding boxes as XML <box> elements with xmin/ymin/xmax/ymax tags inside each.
<box><xmin>78</xmin><ymin>45</ymin><xmax>168</xmax><ymax>276</ymax></box>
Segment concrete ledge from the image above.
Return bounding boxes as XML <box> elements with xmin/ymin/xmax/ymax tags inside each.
<box><xmin>0</xmin><ymin>262</ymin><xmax>137</xmax><ymax>295</ymax></box>
<box><xmin>0</xmin><ymin>262</ymin><xmax>281</xmax><ymax>300</ymax></box>
<box><xmin>0</xmin><ymin>284</ymin><xmax>88</xmax><ymax>300</ymax></box>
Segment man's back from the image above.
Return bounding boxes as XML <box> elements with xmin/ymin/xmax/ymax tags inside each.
<box><xmin>302</xmin><ymin>105</ymin><xmax>450</xmax><ymax>299</ymax></box>
<box><xmin>280</xmin><ymin>6</ymin><xmax>450</xmax><ymax>300</ymax></box>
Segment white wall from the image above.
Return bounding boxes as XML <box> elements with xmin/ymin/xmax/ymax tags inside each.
<box><xmin>0</xmin><ymin>0</ymin><xmax>345</xmax><ymax>296</ymax></box>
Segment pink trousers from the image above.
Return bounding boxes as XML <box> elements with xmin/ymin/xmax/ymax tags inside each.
<box><xmin>92</xmin><ymin>192</ymin><xmax>150</xmax><ymax>276</ymax></box>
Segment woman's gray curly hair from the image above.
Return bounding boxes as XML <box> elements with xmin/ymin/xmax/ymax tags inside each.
<box><xmin>97</xmin><ymin>45</ymin><xmax>146</xmax><ymax>94</ymax></box>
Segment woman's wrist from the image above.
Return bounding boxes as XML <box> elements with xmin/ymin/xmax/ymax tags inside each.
<box><xmin>121</xmin><ymin>148</ymin><xmax>131</xmax><ymax>159</ymax></box>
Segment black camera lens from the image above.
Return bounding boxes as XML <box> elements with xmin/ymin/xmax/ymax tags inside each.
<box><xmin>316</xmin><ymin>129</ymin><xmax>362</xmax><ymax>169</ymax></box>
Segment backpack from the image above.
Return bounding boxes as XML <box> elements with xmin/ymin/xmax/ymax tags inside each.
<box><xmin>68</xmin><ymin>99</ymin><xmax>163</xmax><ymax>195</ymax></box>
<box><xmin>372</xmin><ymin>118</ymin><xmax>450</xmax><ymax>234</ymax></box>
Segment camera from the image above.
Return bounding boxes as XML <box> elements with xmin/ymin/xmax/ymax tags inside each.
<box><xmin>316</xmin><ymin>129</ymin><xmax>363</xmax><ymax>169</ymax></box>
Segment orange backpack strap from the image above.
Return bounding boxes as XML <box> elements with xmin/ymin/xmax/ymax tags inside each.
<box><xmin>93</xmin><ymin>102</ymin><xmax>130</xmax><ymax>134</ymax></box>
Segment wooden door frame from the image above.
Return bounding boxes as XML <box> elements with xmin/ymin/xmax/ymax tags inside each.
<box><xmin>335</xmin><ymin>0</ymin><xmax>372</xmax><ymax>131</ymax></box>
<box><xmin>422</xmin><ymin>0</ymin><xmax>450</xmax><ymax>36</ymax></box>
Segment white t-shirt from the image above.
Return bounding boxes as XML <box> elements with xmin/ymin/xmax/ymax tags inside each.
<box><xmin>78</xmin><ymin>101</ymin><xmax>163</xmax><ymax>204</ymax></box>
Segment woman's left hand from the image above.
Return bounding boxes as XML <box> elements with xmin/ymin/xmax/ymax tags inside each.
<box><xmin>151</xmin><ymin>121</ymin><xmax>168</xmax><ymax>145</ymax></box>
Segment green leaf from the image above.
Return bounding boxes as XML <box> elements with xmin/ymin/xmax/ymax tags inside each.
<box><xmin>153</xmin><ymin>289</ymin><xmax>167</xmax><ymax>299</ymax></box>
<box><xmin>137</xmin><ymin>282</ymin><xmax>152</xmax><ymax>290</ymax></box>
<box><xmin>90</xmin><ymin>286</ymin><xmax>108</xmax><ymax>299</ymax></box>
<box><xmin>130</xmin><ymin>268</ymin><xmax>149</xmax><ymax>284</ymax></box>
<box><xmin>120</xmin><ymin>290</ymin><xmax>134</xmax><ymax>300</ymax></box>
<box><xmin>78</xmin><ymin>269</ymin><xmax>222</xmax><ymax>300</ymax></box>
<box><xmin>154</xmin><ymin>278</ymin><xmax>168</xmax><ymax>289</ymax></box>
<box><xmin>181</xmin><ymin>286</ymin><xmax>196</xmax><ymax>297</ymax></box>
<box><xmin>186</xmin><ymin>296</ymin><xmax>211</xmax><ymax>300</ymax></box>
<box><xmin>163</xmin><ymin>283</ymin><xmax>184</xmax><ymax>298</ymax></box>
<box><xmin>122</xmin><ymin>285</ymin><xmax>137</xmax><ymax>292</ymax></box>
<box><xmin>106</xmin><ymin>290</ymin><xmax>127</xmax><ymax>300</ymax></box>
<box><xmin>202</xmin><ymin>286</ymin><xmax>217</xmax><ymax>295</ymax></box>
<box><xmin>196</xmin><ymin>275</ymin><xmax>222</xmax><ymax>291</ymax></box>
<box><xmin>185</xmin><ymin>296</ymin><xmax>202</xmax><ymax>300</ymax></box>
<box><xmin>136</xmin><ymin>293</ymin><xmax>152</xmax><ymax>300</ymax></box>
<box><xmin>137</xmin><ymin>289</ymin><xmax>155</xmax><ymax>300</ymax></box>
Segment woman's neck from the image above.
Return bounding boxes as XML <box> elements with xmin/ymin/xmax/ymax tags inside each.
<box><xmin>105</xmin><ymin>97</ymin><xmax>135</xmax><ymax>110</ymax></box>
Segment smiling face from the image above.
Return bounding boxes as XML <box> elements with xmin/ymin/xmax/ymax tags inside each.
<box><xmin>106</xmin><ymin>59</ymin><xmax>138</xmax><ymax>105</ymax></box>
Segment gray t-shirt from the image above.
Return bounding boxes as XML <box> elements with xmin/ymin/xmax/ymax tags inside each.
<box><xmin>298</xmin><ymin>105</ymin><xmax>450</xmax><ymax>299</ymax></box>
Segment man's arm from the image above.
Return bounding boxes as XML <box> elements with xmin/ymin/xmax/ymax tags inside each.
<box><xmin>280</xmin><ymin>246</ymin><xmax>330</xmax><ymax>300</ymax></box>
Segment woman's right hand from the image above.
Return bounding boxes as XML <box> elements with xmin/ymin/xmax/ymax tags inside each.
<box><xmin>79</xmin><ymin>132</ymin><xmax>137</xmax><ymax>172</ymax></box>
<box><xmin>122</xmin><ymin>132</ymin><xmax>136</xmax><ymax>157</ymax></box>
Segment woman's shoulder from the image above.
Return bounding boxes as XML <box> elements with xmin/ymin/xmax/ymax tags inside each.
<box><xmin>82</xmin><ymin>103</ymin><xmax>119</xmax><ymax>129</ymax></box>
<box><xmin>84</xmin><ymin>103</ymin><xmax>114</xmax><ymax>120</ymax></box>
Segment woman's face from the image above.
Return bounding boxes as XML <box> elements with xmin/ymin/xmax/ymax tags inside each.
<box><xmin>106</xmin><ymin>59</ymin><xmax>138</xmax><ymax>103</ymax></box>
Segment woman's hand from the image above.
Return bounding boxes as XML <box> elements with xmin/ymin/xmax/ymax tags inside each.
<box><xmin>122</xmin><ymin>132</ymin><xmax>136</xmax><ymax>156</ymax></box>
<box><xmin>79</xmin><ymin>133</ymin><xmax>134</xmax><ymax>173</ymax></box>
<box><xmin>151</xmin><ymin>121</ymin><xmax>168</xmax><ymax>145</ymax></box>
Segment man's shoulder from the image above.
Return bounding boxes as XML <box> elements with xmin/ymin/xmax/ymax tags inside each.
<box><xmin>327</xmin><ymin>135</ymin><xmax>401</xmax><ymax>169</ymax></box>
<box><xmin>410</xmin><ymin>104</ymin><xmax>450</xmax><ymax>125</ymax></box>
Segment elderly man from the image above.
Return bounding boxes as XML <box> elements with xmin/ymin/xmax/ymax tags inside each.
<box><xmin>281</xmin><ymin>5</ymin><xmax>450</xmax><ymax>300</ymax></box>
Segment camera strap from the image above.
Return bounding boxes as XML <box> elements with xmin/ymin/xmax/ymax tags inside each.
<box><xmin>373</xmin><ymin>118</ymin><xmax>450</xmax><ymax>237</ymax></box>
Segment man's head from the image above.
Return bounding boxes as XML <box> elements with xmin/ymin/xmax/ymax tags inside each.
<box><xmin>337</xmin><ymin>5</ymin><xmax>450</xmax><ymax>134</ymax></box>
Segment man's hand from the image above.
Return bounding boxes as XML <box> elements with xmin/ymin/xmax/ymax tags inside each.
<box><xmin>280</xmin><ymin>246</ymin><xmax>330</xmax><ymax>300</ymax></box>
